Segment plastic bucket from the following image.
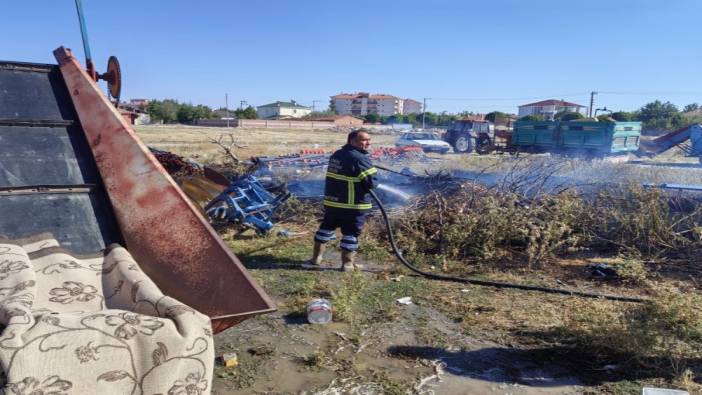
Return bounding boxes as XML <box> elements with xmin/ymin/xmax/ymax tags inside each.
<box><xmin>306</xmin><ymin>298</ymin><xmax>332</xmax><ymax>324</ymax></box>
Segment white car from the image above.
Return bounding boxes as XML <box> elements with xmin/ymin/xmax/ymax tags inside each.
<box><xmin>395</xmin><ymin>132</ymin><xmax>452</xmax><ymax>154</ymax></box>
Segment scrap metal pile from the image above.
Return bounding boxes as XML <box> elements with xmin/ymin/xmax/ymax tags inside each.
<box><xmin>205</xmin><ymin>175</ymin><xmax>291</xmax><ymax>234</ymax></box>
<box><xmin>152</xmin><ymin>148</ymin><xmax>291</xmax><ymax>235</ymax></box>
<box><xmin>252</xmin><ymin>146</ymin><xmax>435</xmax><ymax>171</ymax></box>
<box><xmin>149</xmin><ymin>147</ymin><xmax>202</xmax><ymax>176</ymax></box>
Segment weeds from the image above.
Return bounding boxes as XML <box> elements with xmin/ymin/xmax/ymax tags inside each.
<box><xmin>562</xmin><ymin>286</ymin><xmax>702</xmax><ymax>380</ymax></box>
<box><xmin>331</xmin><ymin>271</ymin><xmax>368</xmax><ymax>323</ymax></box>
<box><xmin>300</xmin><ymin>350</ymin><xmax>327</xmax><ymax>370</ymax></box>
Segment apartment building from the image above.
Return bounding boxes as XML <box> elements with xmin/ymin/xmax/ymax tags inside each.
<box><xmin>331</xmin><ymin>93</ymin><xmax>421</xmax><ymax>116</ymax></box>
<box><xmin>403</xmin><ymin>98</ymin><xmax>422</xmax><ymax>114</ymax></box>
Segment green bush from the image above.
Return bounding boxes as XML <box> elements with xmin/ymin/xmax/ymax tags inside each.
<box><xmin>555</xmin><ymin>111</ymin><xmax>585</xmax><ymax>121</ymax></box>
<box><xmin>519</xmin><ymin>114</ymin><xmax>546</xmax><ymax>121</ymax></box>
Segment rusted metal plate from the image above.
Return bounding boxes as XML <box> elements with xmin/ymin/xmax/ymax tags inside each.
<box><xmin>54</xmin><ymin>47</ymin><xmax>275</xmax><ymax>331</ymax></box>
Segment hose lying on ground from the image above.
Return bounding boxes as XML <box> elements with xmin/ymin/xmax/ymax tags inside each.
<box><xmin>368</xmin><ymin>189</ymin><xmax>646</xmax><ymax>303</ymax></box>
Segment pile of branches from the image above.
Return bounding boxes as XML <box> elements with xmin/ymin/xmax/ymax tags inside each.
<box><xmin>369</xmin><ymin>180</ymin><xmax>702</xmax><ymax>269</ymax></box>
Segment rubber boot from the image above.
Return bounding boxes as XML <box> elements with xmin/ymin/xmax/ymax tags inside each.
<box><xmin>308</xmin><ymin>242</ymin><xmax>326</xmax><ymax>266</ymax></box>
<box><xmin>341</xmin><ymin>250</ymin><xmax>357</xmax><ymax>272</ymax></box>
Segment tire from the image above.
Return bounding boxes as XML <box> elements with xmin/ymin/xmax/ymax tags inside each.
<box><xmin>475</xmin><ymin>136</ymin><xmax>492</xmax><ymax>155</ymax></box>
<box><xmin>452</xmin><ymin>135</ymin><xmax>475</xmax><ymax>153</ymax></box>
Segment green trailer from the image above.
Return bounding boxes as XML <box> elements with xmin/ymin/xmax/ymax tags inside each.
<box><xmin>511</xmin><ymin>120</ymin><xmax>641</xmax><ymax>156</ymax></box>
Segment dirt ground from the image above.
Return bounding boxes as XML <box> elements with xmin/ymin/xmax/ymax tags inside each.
<box><xmin>135</xmin><ymin>124</ymin><xmax>701</xmax><ymax>395</ymax></box>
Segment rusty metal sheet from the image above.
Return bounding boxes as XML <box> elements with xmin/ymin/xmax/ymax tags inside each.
<box><xmin>53</xmin><ymin>47</ymin><xmax>275</xmax><ymax>331</ymax></box>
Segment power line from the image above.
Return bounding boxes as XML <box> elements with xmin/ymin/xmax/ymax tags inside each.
<box><xmin>599</xmin><ymin>91</ymin><xmax>702</xmax><ymax>96</ymax></box>
<box><xmin>427</xmin><ymin>93</ymin><xmax>591</xmax><ymax>102</ymax></box>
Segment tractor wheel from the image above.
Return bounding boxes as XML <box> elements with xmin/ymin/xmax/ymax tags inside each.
<box><xmin>475</xmin><ymin>136</ymin><xmax>492</xmax><ymax>155</ymax></box>
<box><xmin>453</xmin><ymin>135</ymin><xmax>475</xmax><ymax>153</ymax></box>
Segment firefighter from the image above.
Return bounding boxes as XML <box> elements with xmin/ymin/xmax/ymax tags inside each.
<box><xmin>309</xmin><ymin>129</ymin><xmax>378</xmax><ymax>271</ymax></box>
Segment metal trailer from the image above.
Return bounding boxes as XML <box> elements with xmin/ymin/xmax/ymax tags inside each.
<box><xmin>637</xmin><ymin>124</ymin><xmax>702</xmax><ymax>162</ymax></box>
<box><xmin>511</xmin><ymin>120</ymin><xmax>641</xmax><ymax>157</ymax></box>
<box><xmin>0</xmin><ymin>48</ymin><xmax>276</xmax><ymax>333</ymax></box>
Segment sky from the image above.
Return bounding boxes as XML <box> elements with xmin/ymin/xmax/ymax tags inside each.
<box><xmin>2</xmin><ymin>0</ymin><xmax>701</xmax><ymax>114</ymax></box>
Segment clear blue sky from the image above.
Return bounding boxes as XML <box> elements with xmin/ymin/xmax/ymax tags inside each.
<box><xmin>2</xmin><ymin>0</ymin><xmax>701</xmax><ymax>114</ymax></box>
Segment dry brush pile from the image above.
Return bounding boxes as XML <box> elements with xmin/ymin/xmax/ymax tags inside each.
<box><xmin>367</xmin><ymin>181</ymin><xmax>702</xmax><ymax>270</ymax></box>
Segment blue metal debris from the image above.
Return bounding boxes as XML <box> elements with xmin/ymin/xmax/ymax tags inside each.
<box><xmin>204</xmin><ymin>175</ymin><xmax>291</xmax><ymax>234</ymax></box>
<box><xmin>642</xmin><ymin>182</ymin><xmax>702</xmax><ymax>192</ymax></box>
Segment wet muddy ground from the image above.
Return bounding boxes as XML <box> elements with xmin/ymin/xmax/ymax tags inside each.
<box><xmin>213</xmin><ymin>286</ymin><xmax>583</xmax><ymax>395</ymax></box>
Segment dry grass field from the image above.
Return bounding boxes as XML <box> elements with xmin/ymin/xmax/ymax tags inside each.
<box><xmin>134</xmin><ymin>124</ymin><xmax>397</xmax><ymax>162</ymax></box>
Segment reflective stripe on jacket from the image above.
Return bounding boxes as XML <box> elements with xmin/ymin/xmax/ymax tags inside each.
<box><xmin>323</xmin><ymin>144</ymin><xmax>378</xmax><ymax>211</ymax></box>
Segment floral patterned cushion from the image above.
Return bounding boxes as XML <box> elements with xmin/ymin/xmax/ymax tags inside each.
<box><xmin>0</xmin><ymin>235</ymin><xmax>214</xmax><ymax>394</ymax></box>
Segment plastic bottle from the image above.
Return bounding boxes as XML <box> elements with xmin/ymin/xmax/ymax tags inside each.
<box><xmin>306</xmin><ymin>298</ymin><xmax>332</xmax><ymax>324</ymax></box>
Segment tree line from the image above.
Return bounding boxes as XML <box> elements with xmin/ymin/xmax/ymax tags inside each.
<box><xmin>144</xmin><ymin>98</ymin><xmax>700</xmax><ymax>131</ymax></box>
<box><xmin>146</xmin><ymin>99</ymin><xmax>258</xmax><ymax>123</ymax></box>
<box><xmin>519</xmin><ymin>101</ymin><xmax>701</xmax><ymax>131</ymax></box>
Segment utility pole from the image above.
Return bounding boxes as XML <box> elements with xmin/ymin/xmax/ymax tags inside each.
<box><xmin>589</xmin><ymin>91</ymin><xmax>598</xmax><ymax>117</ymax></box>
<box><xmin>312</xmin><ymin>100</ymin><xmax>322</xmax><ymax>113</ymax></box>
<box><xmin>239</xmin><ymin>100</ymin><xmax>247</xmax><ymax>110</ymax></box>
<box><xmin>225</xmin><ymin>93</ymin><xmax>229</xmax><ymax>127</ymax></box>
<box><xmin>422</xmin><ymin>98</ymin><xmax>431</xmax><ymax>129</ymax></box>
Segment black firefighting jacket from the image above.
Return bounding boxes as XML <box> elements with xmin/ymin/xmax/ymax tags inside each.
<box><xmin>323</xmin><ymin>144</ymin><xmax>378</xmax><ymax>212</ymax></box>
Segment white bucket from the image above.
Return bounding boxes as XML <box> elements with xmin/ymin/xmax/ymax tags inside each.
<box><xmin>306</xmin><ymin>298</ymin><xmax>332</xmax><ymax>324</ymax></box>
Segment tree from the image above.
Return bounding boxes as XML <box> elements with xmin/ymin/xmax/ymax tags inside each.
<box><xmin>194</xmin><ymin>104</ymin><xmax>213</xmax><ymax>120</ymax></box>
<box><xmin>234</xmin><ymin>106</ymin><xmax>258</xmax><ymax>119</ymax></box>
<box><xmin>387</xmin><ymin>114</ymin><xmax>406</xmax><ymax>124</ymax></box>
<box><xmin>684</xmin><ymin>103</ymin><xmax>700</xmax><ymax>113</ymax></box>
<box><xmin>638</xmin><ymin>100</ymin><xmax>685</xmax><ymax>130</ymax></box>
<box><xmin>554</xmin><ymin>111</ymin><xmax>584</xmax><ymax>121</ymax></box>
<box><xmin>364</xmin><ymin>113</ymin><xmax>380</xmax><ymax>123</ymax></box>
<box><xmin>519</xmin><ymin>114</ymin><xmax>546</xmax><ymax>121</ymax></box>
<box><xmin>147</xmin><ymin>99</ymin><xmax>179</xmax><ymax>123</ymax></box>
<box><xmin>176</xmin><ymin>104</ymin><xmax>197</xmax><ymax>123</ymax></box>
<box><xmin>485</xmin><ymin>111</ymin><xmax>508</xmax><ymax>123</ymax></box>
<box><xmin>611</xmin><ymin>111</ymin><xmax>636</xmax><ymax>122</ymax></box>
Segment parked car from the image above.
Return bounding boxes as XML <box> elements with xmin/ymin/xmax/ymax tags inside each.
<box><xmin>395</xmin><ymin>131</ymin><xmax>452</xmax><ymax>154</ymax></box>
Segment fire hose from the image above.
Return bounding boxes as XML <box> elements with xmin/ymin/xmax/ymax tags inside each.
<box><xmin>367</xmin><ymin>188</ymin><xmax>646</xmax><ymax>303</ymax></box>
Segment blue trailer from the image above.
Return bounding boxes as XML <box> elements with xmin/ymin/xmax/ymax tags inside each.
<box><xmin>511</xmin><ymin>120</ymin><xmax>641</xmax><ymax>156</ymax></box>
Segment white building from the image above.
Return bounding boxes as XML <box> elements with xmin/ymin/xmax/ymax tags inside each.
<box><xmin>256</xmin><ymin>101</ymin><xmax>312</xmax><ymax>119</ymax></box>
<box><xmin>331</xmin><ymin>93</ymin><xmax>420</xmax><ymax>117</ymax></box>
<box><xmin>518</xmin><ymin>99</ymin><xmax>587</xmax><ymax>119</ymax></box>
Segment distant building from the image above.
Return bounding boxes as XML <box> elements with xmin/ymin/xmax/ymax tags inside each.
<box><xmin>331</xmin><ymin>93</ymin><xmax>421</xmax><ymax>116</ymax></box>
<box><xmin>129</xmin><ymin>98</ymin><xmax>150</xmax><ymax>108</ymax></box>
<box><xmin>257</xmin><ymin>101</ymin><xmax>312</xmax><ymax>119</ymax></box>
<box><xmin>518</xmin><ymin>99</ymin><xmax>587</xmax><ymax>119</ymax></box>
<box><xmin>403</xmin><ymin>98</ymin><xmax>422</xmax><ymax>114</ymax></box>
<box><xmin>118</xmin><ymin>104</ymin><xmax>150</xmax><ymax>125</ymax></box>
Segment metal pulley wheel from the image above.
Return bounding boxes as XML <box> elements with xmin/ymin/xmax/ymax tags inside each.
<box><xmin>99</xmin><ymin>56</ymin><xmax>121</xmax><ymax>103</ymax></box>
